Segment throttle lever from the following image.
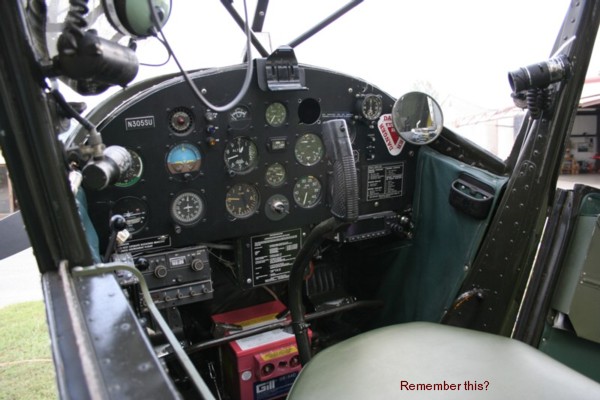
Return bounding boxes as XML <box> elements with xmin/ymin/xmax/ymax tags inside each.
<box><xmin>321</xmin><ymin>119</ymin><xmax>359</xmax><ymax>222</ymax></box>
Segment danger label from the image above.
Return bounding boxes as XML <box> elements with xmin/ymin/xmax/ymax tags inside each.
<box><xmin>377</xmin><ymin>114</ymin><xmax>405</xmax><ymax>156</ymax></box>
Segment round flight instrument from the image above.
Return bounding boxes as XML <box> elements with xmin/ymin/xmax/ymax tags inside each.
<box><xmin>265</xmin><ymin>102</ymin><xmax>287</xmax><ymax>127</ymax></box>
<box><xmin>294</xmin><ymin>133</ymin><xmax>324</xmax><ymax>166</ymax></box>
<box><xmin>225</xmin><ymin>183</ymin><xmax>260</xmax><ymax>219</ymax></box>
<box><xmin>224</xmin><ymin>136</ymin><xmax>258</xmax><ymax>174</ymax></box>
<box><xmin>293</xmin><ymin>176</ymin><xmax>322</xmax><ymax>208</ymax></box>
<box><xmin>171</xmin><ymin>191</ymin><xmax>204</xmax><ymax>226</ymax></box>
<box><xmin>265</xmin><ymin>163</ymin><xmax>286</xmax><ymax>187</ymax></box>
<box><xmin>228</xmin><ymin>105</ymin><xmax>251</xmax><ymax>130</ymax></box>
<box><xmin>169</xmin><ymin>107</ymin><xmax>193</xmax><ymax>135</ymax></box>
<box><xmin>358</xmin><ymin>94</ymin><xmax>383</xmax><ymax>121</ymax></box>
<box><xmin>166</xmin><ymin>143</ymin><xmax>202</xmax><ymax>176</ymax></box>
<box><xmin>112</xmin><ymin>196</ymin><xmax>149</xmax><ymax>234</ymax></box>
<box><xmin>115</xmin><ymin>149</ymin><xmax>143</xmax><ymax>187</ymax></box>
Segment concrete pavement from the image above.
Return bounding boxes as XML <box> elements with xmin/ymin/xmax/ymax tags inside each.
<box><xmin>0</xmin><ymin>247</ymin><xmax>43</xmax><ymax>309</ymax></box>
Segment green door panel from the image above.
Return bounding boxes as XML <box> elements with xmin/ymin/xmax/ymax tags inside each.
<box><xmin>377</xmin><ymin>146</ymin><xmax>507</xmax><ymax>325</ymax></box>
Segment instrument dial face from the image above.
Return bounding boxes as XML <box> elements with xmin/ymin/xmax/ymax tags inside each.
<box><xmin>294</xmin><ymin>133</ymin><xmax>324</xmax><ymax>166</ymax></box>
<box><xmin>228</xmin><ymin>105</ymin><xmax>251</xmax><ymax>130</ymax></box>
<box><xmin>224</xmin><ymin>136</ymin><xmax>258</xmax><ymax>174</ymax></box>
<box><xmin>293</xmin><ymin>176</ymin><xmax>322</xmax><ymax>208</ymax></box>
<box><xmin>360</xmin><ymin>94</ymin><xmax>383</xmax><ymax>120</ymax></box>
<box><xmin>166</xmin><ymin>143</ymin><xmax>202</xmax><ymax>176</ymax></box>
<box><xmin>171</xmin><ymin>192</ymin><xmax>204</xmax><ymax>226</ymax></box>
<box><xmin>265</xmin><ymin>163</ymin><xmax>286</xmax><ymax>187</ymax></box>
<box><xmin>112</xmin><ymin>197</ymin><xmax>149</xmax><ymax>234</ymax></box>
<box><xmin>265</xmin><ymin>102</ymin><xmax>287</xmax><ymax>127</ymax></box>
<box><xmin>116</xmin><ymin>149</ymin><xmax>143</xmax><ymax>187</ymax></box>
<box><xmin>169</xmin><ymin>108</ymin><xmax>193</xmax><ymax>135</ymax></box>
<box><xmin>225</xmin><ymin>183</ymin><xmax>260</xmax><ymax>219</ymax></box>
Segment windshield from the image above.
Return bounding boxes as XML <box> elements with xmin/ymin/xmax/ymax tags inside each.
<box><xmin>48</xmin><ymin>0</ymin><xmax>599</xmax><ymax>158</ymax></box>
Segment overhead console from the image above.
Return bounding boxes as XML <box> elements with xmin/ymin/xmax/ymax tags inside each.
<box><xmin>86</xmin><ymin>64</ymin><xmax>418</xmax><ymax>292</ymax></box>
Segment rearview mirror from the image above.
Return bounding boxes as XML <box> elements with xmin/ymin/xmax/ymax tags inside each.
<box><xmin>391</xmin><ymin>92</ymin><xmax>443</xmax><ymax>145</ymax></box>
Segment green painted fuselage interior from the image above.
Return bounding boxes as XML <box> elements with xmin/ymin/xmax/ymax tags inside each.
<box><xmin>541</xmin><ymin>192</ymin><xmax>600</xmax><ymax>382</ymax></box>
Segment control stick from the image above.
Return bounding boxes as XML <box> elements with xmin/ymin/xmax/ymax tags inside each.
<box><xmin>103</xmin><ymin>214</ymin><xmax>127</xmax><ymax>262</ymax></box>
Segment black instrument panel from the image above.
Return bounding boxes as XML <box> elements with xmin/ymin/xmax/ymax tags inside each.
<box><xmin>87</xmin><ymin>65</ymin><xmax>419</xmax><ymax>253</ymax></box>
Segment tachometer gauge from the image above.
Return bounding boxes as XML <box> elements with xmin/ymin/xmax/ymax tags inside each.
<box><xmin>166</xmin><ymin>143</ymin><xmax>202</xmax><ymax>176</ymax></box>
<box><xmin>168</xmin><ymin>107</ymin><xmax>193</xmax><ymax>135</ymax></box>
<box><xmin>293</xmin><ymin>176</ymin><xmax>322</xmax><ymax>208</ymax></box>
<box><xmin>115</xmin><ymin>149</ymin><xmax>143</xmax><ymax>187</ymax></box>
<box><xmin>265</xmin><ymin>163</ymin><xmax>286</xmax><ymax>187</ymax></box>
<box><xmin>224</xmin><ymin>136</ymin><xmax>258</xmax><ymax>174</ymax></box>
<box><xmin>112</xmin><ymin>197</ymin><xmax>149</xmax><ymax>234</ymax></box>
<box><xmin>294</xmin><ymin>133</ymin><xmax>324</xmax><ymax>166</ymax></box>
<box><xmin>265</xmin><ymin>102</ymin><xmax>287</xmax><ymax>127</ymax></box>
<box><xmin>225</xmin><ymin>183</ymin><xmax>259</xmax><ymax>219</ymax></box>
<box><xmin>171</xmin><ymin>191</ymin><xmax>204</xmax><ymax>226</ymax></box>
<box><xmin>228</xmin><ymin>105</ymin><xmax>251</xmax><ymax>130</ymax></box>
<box><xmin>357</xmin><ymin>94</ymin><xmax>383</xmax><ymax>121</ymax></box>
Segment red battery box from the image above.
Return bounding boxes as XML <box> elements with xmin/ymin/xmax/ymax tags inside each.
<box><xmin>211</xmin><ymin>300</ymin><xmax>309</xmax><ymax>400</ymax></box>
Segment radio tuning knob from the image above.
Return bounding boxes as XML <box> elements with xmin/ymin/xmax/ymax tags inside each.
<box><xmin>154</xmin><ymin>265</ymin><xmax>168</xmax><ymax>279</ymax></box>
<box><xmin>191</xmin><ymin>259</ymin><xmax>204</xmax><ymax>271</ymax></box>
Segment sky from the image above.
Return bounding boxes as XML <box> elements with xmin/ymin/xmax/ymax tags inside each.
<box><xmin>56</xmin><ymin>0</ymin><xmax>598</xmax><ymax>123</ymax></box>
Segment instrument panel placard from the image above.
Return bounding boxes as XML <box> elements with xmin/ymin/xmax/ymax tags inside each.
<box><xmin>250</xmin><ymin>229</ymin><xmax>303</xmax><ymax>286</ymax></box>
<box><xmin>366</xmin><ymin>163</ymin><xmax>404</xmax><ymax>201</ymax></box>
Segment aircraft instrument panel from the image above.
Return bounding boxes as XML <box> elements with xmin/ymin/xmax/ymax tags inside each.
<box><xmin>86</xmin><ymin>65</ymin><xmax>418</xmax><ymax>266</ymax></box>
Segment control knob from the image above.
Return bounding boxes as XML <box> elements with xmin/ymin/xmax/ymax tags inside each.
<box><xmin>154</xmin><ymin>264</ymin><xmax>168</xmax><ymax>279</ymax></box>
<box><xmin>191</xmin><ymin>259</ymin><xmax>205</xmax><ymax>271</ymax></box>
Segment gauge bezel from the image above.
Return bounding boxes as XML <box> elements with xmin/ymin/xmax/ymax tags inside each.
<box><xmin>165</xmin><ymin>142</ymin><xmax>202</xmax><ymax>177</ymax></box>
<box><xmin>170</xmin><ymin>191</ymin><xmax>205</xmax><ymax>226</ymax></box>
<box><xmin>360</xmin><ymin>94</ymin><xmax>383</xmax><ymax>121</ymax></box>
<box><xmin>115</xmin><ymin>149</ymin><xmax>143</xmax><ymax>188</ymax></box>
<box><xmin>293</xmin><ymin>175</ymin><xmax>322</xmax><ymax>209</ymax></box>
<box><xmin>265</xmin><ymin>162</ymin><xmax>286</xmax><ymax>187</ymax></box>
<box><xmin>112</xmin><ymin>196</ymin><xmax>149</xmax><ymax>234</ymax></box>
<box><xmin>224</xmin><ymin>136</ymin><xmax>259</xmax><ymax>174</ymax></box>
<box><xmin>225</xmin><ymin>183</ymin><xmax>260</xmax><ymax>219</ymax></box>
<box><xmin>168</xmin><ymin>107</ymin><xmax>194</xmax><ymax>135</ymax></box>
<box><xmin>228</xmin><ymin>105</ymin><xmax>252</xmax><ymax>130</ymax></box>
<box><xmin>294</xmin><ymin>133</ymin><xmax>325</xmax><ymax>167</ymax></box>
<box><xmin>265</xmin><ymin>102</ymin><xmax>287</xmax><ymax>127</ymax></box>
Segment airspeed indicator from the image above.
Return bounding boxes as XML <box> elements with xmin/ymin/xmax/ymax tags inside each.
<box><xmin>293</xmin><ymin>176</ymin><xmax>322</xmax><ymax>208</ymax></box>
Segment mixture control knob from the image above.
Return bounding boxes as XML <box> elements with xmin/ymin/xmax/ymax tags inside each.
<box><xmin>154</xmin><ymin>265</ymin><xmax>168</xmax><ymax>279</ymax></box>
<box><xmin>191</xmin><ymin>259</ymin><xmax>204</xmax><ymax>271</ymax></box>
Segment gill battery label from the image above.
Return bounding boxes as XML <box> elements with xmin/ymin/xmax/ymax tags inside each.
<box><xmin>254</xmin><ymin>372</ymin><xmax>299</xmax><ymax>400</ymax></box>
<box><xmin>125</xmin><ymin>116</ymin><xmax>155</xmax><ymax>131</ymax></box>
<box><xmin>377</xmin><ymin>114</ymin><xmax>405</xmax><ymax>156</ymax></box>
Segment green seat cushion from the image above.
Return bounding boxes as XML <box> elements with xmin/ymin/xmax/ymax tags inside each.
<box><xmin>288</xmin><ymin>322</ymin><xmax>600</xmax><ymax>399</ymax></box>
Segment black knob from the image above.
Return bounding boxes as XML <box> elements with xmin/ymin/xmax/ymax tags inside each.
<box><xmin>110</xmin><ymin>214</ymin><xmax>127</xmax><ymax>231</ymax></box>
<box><xmin>135</xmin><ymin>257</ymin><xmax>150</xmax><ymax>271</ymax></box>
